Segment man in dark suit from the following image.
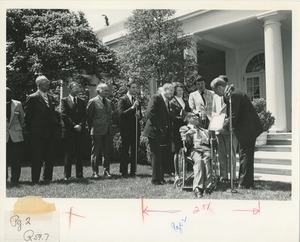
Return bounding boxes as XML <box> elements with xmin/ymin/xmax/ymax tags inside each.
<box><xmin>211</xmin><ymin>77</ymin><xmax>263</xmax><ymax>189</ymax></box>
<box><xmin>87</xmin><ymin>83</ymin><xmax>112</xmax><ymax>178</ymax></box>
<box><xmin>143</xmin><ymin>83</ymin><xmax>174</xmax><ymax>185</ymax></box>
<box><xmin>61</xmin><ymin>82</ymin><xmax>87</xmax><ymax>180</ymax></box>
<box><xmin>24</xmin><ymin>75</ymin><xmax>57</xmax><ymax>184</ymax></box>
<box><xmin>6</xmin><ymin>87</ymin><xmax>24</xmax><ymax>185</ymax></box>
<box><xmin>118</xmin><ymin>80</ymin><xmax>142</xmax><ymax>178</ymax></box>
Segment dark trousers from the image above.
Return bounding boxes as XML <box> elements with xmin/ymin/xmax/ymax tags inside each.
<box><xmin>149</xmin><ymin>138</ymin><xmax>171</xmax><ymax>182</ymax></box>
<box><xmin>120</xmin><ymin>134</ymin><xmax>138</xmax><ymax>175</ymax></box>
<box><xmin>6</xmin><ymin>137</ymin><xmax>22</xmax><ymax>183</ymax></box>
<box><xmin>63</xmin><ymin>132</ymin><xmax>84</xmax><ymax>178</ymax></box>
<box><xmin>238</xmin><ymin>138</ymin><xmax>256</xmax><ymax>187</ymax></box>
<box><xmin>91</xmin><ymin>132</ymin><xmax>112</xmax><ymax>174</ymax></box>
<box><xmin>30</xmin><ymin>135</ymin><xmax>55</xmax><ymax>183</ymax></box>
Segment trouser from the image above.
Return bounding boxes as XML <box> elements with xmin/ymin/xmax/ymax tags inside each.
<box><xmin>120</xmin><ymin>134</ymin><xmax>138</xmax><ymax>175</ymax></box>
<box><xmin>238</xmin><ymin>138</ymin><xmax>256</xmax><ymax>187</ymax></box>
<box><xmin>191</xmin><ymin>149</ymin><xmax>212</xmax><ymax>190</ymax></box>
<box><xmin>91</xmin><ymin>132</ymin><xmax>112</xmax><ymax>174</ymax></box>
<box><xmin>6</xmin><ymin>137</ymin><xmax>22</xmax><ymax>183</ymax></box>
<box><xmin>30</xmin><ymin>136</ymin><xmax>55</xmax><ymax>183</ymax></box>
<box><xmin>217</xmin><ymin>131</ymin><xmax>238</xmax><ymax>180</ymax></box>
<box><xmin>64</xmin><ymin>132</ymin><xmax>84</xmax><ymax>178</ymax></box>
<box><xmin>148</xmin><ymin>138</ymin><xmax>171</xmax><ymax>182</ymax></box>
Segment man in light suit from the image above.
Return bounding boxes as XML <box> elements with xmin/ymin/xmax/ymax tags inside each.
<box><xmin>6</xmin><ymin>87</ymin><xmax>24</xmax><ymax>185</ymax></box>
<box><xmin>24</xmin><ymin>75</ymin><xmax>57</xmax><ymax>184</ymax></box>
<box><xmin>87</xmin><ymin>83</ymin><xmax>112</xmax><ymax>178</ymax></box>
<box><xmin>143</xmin><ymin>83</ymin><xmax>174</xmax><ymax>185</ymax></box>
<box><xmin>118</xmin><ymin>80</ymin><xmax>142</xmax><ymax>178</ymax></box>
<box><xmin>188</xmin><ymin>76</ymin><xmax>214</xmax><ymax>129</ymax></box>
<box><xmin>211</xmin><ymin>77</ymin><xmax>263</xmax><ymax>189</ymax></box>
<box><xmin>212</xmin><ymin>75</ymin><xmax>238</xmax><ymax>182</ymax></box>
<box><xmin>61</xmin><ymin>82</ymin><xmax>87</xmax><ymax>180</ymax></box>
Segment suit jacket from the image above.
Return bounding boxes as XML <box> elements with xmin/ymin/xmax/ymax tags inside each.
<box><xmin>87</xmin><ymin>95</ymin><xmax>112</xmax><ymax>136</ymax></box>
<box><xmin>118</xmin><ymin>95</ymin><xmax>142</xmax><ymax>136</ymax></box>
<box><xmin>61</xmin><ymin>96</ymin><xmax>87</xmax><ymax>138</ymax></box>
<box><xmin>143</xmin><ymin>94</ymin><xmax>171</xmax><ymax>141</ymax></box>
<box><xmin>24</xmin><ymin>90</ymin><xmax>56</xmax><ymax>139</ymax></box>
<box><xmin>223</xmin><ymin>87</ymin><xmax>263</xmax><ymax>145</ymax></box>
<box><xmin>188</xmin><ymin>89</ymin><xmax>214</xmax><ymax>120</ymax></box>
<box><xmin>6</xmin><ymin>99</ymin><xmax>24</xmax><ymax>143</ymax></box>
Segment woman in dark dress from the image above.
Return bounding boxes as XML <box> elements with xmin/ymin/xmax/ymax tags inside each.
<box><xmin>170</xmin><ymin>82</ymin><xmax>191</xmax><ymax>179</ymax></box>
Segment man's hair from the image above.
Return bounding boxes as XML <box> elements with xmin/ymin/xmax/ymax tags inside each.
<box><xmin>219</xmin><ymin>75</ymin><xmax>229</xmax><ymax>83</ymax></box>
<box><xmin>184</xmin><ymin>112</ymin><xmax>198</xmax><ymax>122</ymax></box>
<box><xmin>127</xmin><ymin>79</ymin><xmax>137</xmax><ymax>88</ymax></box>
<box><xmin>35</xmin><ymin>75</ymin><xmax>49</xmax><ymax>86</ymax></box>
<box><xmin>96</xmin><ymin>83</ymin><xmax>108</xmax><ymax>94</ymax></box>
<box><xmin>210</xmin><ymin>77</ymin><xmax>227</xmax><ymax>90</ymax></box>
<box><xmin>162</xmin><ymin>83</ymin><xmax>174</xmax><ymax>91</ymax></box>
<box><xmin>195</xmin><ymin>75</ymin><xmax>206</xmax><ymax>84</ymax></box>
<box><xmin>68</xmin><ymin>81</ymin><xmax>79</xmax><ymax>91</ymax></box>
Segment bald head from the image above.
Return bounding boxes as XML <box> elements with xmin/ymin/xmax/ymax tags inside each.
<box><xmin>96</xmin><ymin>83</ymin><xmax>110</xmax><ymax>98</ymax></box>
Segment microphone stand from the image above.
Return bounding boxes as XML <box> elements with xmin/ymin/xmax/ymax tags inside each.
<box><xmin>228</xmin><ymin>89</ymin><xmax>237</xmax><ymax>193</ymax></box>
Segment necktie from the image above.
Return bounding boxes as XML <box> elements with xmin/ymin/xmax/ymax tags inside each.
<box><xmin>44</xmin><ymin>93</ymin><xmax>49</xmax><ymax>107</ymax></box>
<box><xmin>102</xmin><ymin>97</ymin><xmax>107</xmax><ymax>108</ymax></box>
<box><xmin>131</xmin><ymin>96</ymin><xmax>135</xmax><ymax>105</ymax></box>
<box><xmin>165</xmin><ymin>100</ymin><xmax>170</xmax><ymax>113</ymax></box>
<box><xmin>201</xmin><ymin>91</ymin><xmax>206</xmax><ymax>106</ymax></box>
<box><xmin>73</xmin><ymin>97</ymin><xmax>77</xmax><ymax>105</ymax></box>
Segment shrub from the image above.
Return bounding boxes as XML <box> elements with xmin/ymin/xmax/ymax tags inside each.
<box><xmin>252</xmin><ymin>98</ymin><xmax>275</xmax><ymax>132</ymax></box>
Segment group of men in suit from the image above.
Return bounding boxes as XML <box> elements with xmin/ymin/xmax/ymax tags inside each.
<box><xmin>6</xmin><ymin>76</ymin><xmax>143</xmax><ymax>184</ymax></box>
<box><xmin>6</xmin><ymin>74</ymin><xmax>262</xmax><ymax>190</ymax></box>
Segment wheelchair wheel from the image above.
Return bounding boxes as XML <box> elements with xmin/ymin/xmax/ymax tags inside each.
<box><xmin>174</xmin><ymin>177</ymin><xmax>183</xmax><ymax>188</ymax></box>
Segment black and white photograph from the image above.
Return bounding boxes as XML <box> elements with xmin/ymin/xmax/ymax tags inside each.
<box><xmin>2</xmin><ymin>2</ymin><xmax>299</xmax><ymax>242</ymax></box>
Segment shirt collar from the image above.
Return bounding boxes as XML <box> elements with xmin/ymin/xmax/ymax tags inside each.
<box><xmin>161</xmin><ymin>93</ymin><xmax>169</xmax><ymax>103</ymax></box>
<box><xmin>126</xmin><ymin>92</ymin><xmax>133</xmax><ymax>101</ymax></box>
<box><xmin>69</xmin><ymin>94</ymin><xmax>76</xmax><ymax>100</ymax></box>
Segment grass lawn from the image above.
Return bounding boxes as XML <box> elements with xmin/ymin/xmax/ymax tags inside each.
<box><xmin>6</xmin><ymin>164</ymin><xmax>291</xmax><ymax>200</ymax></box>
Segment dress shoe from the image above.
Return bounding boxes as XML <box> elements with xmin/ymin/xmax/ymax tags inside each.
<box><xmin>151</xmin><ymin>180</ymin><xmax>163</xmax><ymax>185</ymax></box>
<box><xmin>129</xmin><ymin>173</ymin><xmax>136</xmax><ymax>178</ymax></box>
<box><xmin>238</xmin><ymin>185</ymin><xmax>249</xmax><ymax>189</ymax></box>
<box><xmin>194</xmin><ymin>187</ymin><xmax>204</xmax><ymax>198</ymax></box>
<box><xmin>103</xmin><ymin>171</ymin><xmax>112</xmax><ymax>178</ymax></box>
<box><xmin>122</xmin><ymin>173</ymin><xmax>129</xmax><ymax>178</ymax></box>
<box><xmin>76</xmin><ymin>175</ymin><xmax>84</xmax><ymax>179</ymax></box>
<box><xmin>204</xmin><ymin>188</ymin><xmax>212</xmax><ymax>195</ymax></box>
<box><xmin>93</xmin><ymin>173</ymin><xmax>99</xmax><ymax>178</ymax></box>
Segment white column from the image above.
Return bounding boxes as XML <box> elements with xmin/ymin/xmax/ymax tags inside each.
<box><xmin>257</xmin><ymin>11</ymin><xmax>287</xmax><ymax>132</ymax></box>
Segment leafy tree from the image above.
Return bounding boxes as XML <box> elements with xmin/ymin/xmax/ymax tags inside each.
<box><xmin>118</xmin><ymin>9</ymin><xmax>197</xmax><ymax>94</ymax></box>
<box><xmin>6</xmin><ymin>9</ymin><xmax>119</xmax><ymax>102</ymax></box>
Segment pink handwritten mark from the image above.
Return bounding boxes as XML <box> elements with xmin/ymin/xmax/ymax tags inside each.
<box><xmin>141</xmin><ymin>197</ymin><xmax>181</xmax><ymax>222</ymax></box>
<box><xmin>192</xmin><ymin>202</ymin><xmax>214</xmax><ymax>215</ymax></box>
<box><xmin>232</xmin><ymin>200</ymin><xmax>261</xmax><ymax>215</ymax></box>
<box><xmin>63</xmin><ymin>207</ymin><xmax>86</xmax><ymax>231</ymax></box>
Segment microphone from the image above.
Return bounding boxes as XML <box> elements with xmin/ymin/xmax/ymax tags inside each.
<box><xmin>224</xmin><ymin>84</ymin><xmax>235</xmax><ymax>99</ymax></box>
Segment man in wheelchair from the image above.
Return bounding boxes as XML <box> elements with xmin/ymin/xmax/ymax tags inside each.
<box><xmin>180</xmin><ymin>112</ymin><xmax>212</xmax><ymax>198</ymax></box>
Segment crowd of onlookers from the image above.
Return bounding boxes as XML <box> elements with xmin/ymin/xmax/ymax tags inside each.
<box><xmin>7</xmin><ymin>74</ymin><xmax>262</xmax><ymax>198</ymax></box>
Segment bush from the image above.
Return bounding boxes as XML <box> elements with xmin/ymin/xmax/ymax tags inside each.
<box><xmin>252</xmin><ymin>98</ymin><xmax>275</xmax><ymax>132</ymax></box>
<box><xmin>112</xmin><ymin>132</ymin><xmax>151</xmax><ymax>165</ymax></box>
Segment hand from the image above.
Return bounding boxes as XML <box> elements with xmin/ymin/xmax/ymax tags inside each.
<box><xmin>187</xmin><ymin>129</ymin><xmax>196</xmax><ymax>135</ymax></box>
<box><xmin>132</xmin><ymin>100</ymin><xmax>139</xmax><ymax>109</ymax></box>
<box><xmin>135</xmin><ymin>112</ymin><xmax>141</xmax><ymax>119</ymax></box>
<box><xmin>74</xmin><ymin>125</ymin><xmax>82</xmax><ymax>132</ymax></box>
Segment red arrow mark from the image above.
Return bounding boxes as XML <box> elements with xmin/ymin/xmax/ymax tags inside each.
<box><xmin>141</xmin><ymin>197</ymin><xmax>181</xmax><ymax>222</ymax></box>
<box><xmin>232</xmin><ymin>200</ymin><xmax>261</xmax><ymax>215</ymax></box>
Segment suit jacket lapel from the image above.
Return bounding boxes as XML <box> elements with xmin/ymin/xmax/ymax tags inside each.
<box><xmin>159</xmin><ymin>94</ymin><xmax>169</xmax><ymax>115</ymax></box>
<box><xmin>67</xmin><ymin>96</ymin><xmax>75</xmax><ymax>109</ymax></box>
<box><xmin>37</xmin><ymin>91</ymin><xmax>48</xmax><ymax>108</ymax></box>
<box><xmin>9</xmin><ymin>101</ymin><xmax>16</xmax><ymax>125</ymax></box>
<box><xmin>125</xmin><ymin>95</ymin><xmax>131</xmax><ymax>106</ymax></box>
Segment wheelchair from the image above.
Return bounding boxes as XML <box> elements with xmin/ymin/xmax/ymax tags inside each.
<box><xmin>174</xmin><ymin>131</ymin><xmax>220</xmax><ymax>191</ymax></box>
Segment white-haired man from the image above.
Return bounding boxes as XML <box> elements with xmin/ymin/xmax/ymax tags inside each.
<box><xmin>87</xmin><ymin>83</ymin><xmax>112</xmax><ymax>178</ymax></box>
<box><xmin>143</xmin><ymin>83</ymin><xmax>174</xmax><ymax>185</ymax></box>
<box><xmin>24</xmin><ymin>75</ymin><xmax>56</xmax><ymax>184</ymax></box>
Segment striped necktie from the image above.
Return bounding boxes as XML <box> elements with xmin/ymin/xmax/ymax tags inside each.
<box><xmin>44</xmin><ymin>93</ymin><xmax>49</xmax><ymax>107</ymax></box>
